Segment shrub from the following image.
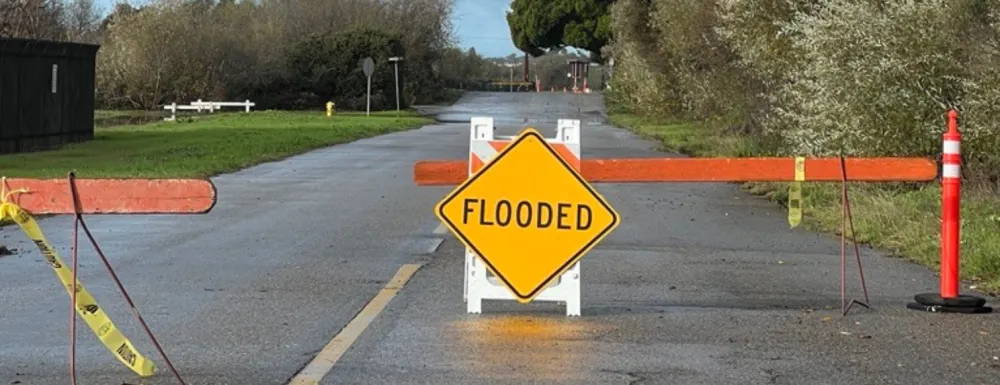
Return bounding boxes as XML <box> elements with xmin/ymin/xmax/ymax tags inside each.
<box><xmin>607</xmin><ymin>0</ymin><xmax>680</xmax><ymax>119</ymax></box>
<box><xmin>608</xmin><ymin>0</ymin><xmax>1000</xmax><ymax>186</ymax></box>
<box><xmin>775</xmin><ymin>0</ymin><xmax>966</xmax><ymax>157</ymax></box>
<box><xmin>286</xmin><ymin>28</ymin><xmax>407</xmax><ymax>111</ymax></box>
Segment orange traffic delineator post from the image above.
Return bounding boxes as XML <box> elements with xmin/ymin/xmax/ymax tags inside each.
<box><xmin>414</xmin><ymin>157</ymin><xmax>938</xmax><ymax>186</ymax></box>
<box><xmin>908</xmin><ymin>110</ymin><xmax>991</xmax><ymax>314</ymax></box>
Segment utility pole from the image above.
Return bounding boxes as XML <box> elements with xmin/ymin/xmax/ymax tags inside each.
<box><xmin>523</xmin><ymin>54</ymin><xmax>529</xmax><ymax>82</ymax></box>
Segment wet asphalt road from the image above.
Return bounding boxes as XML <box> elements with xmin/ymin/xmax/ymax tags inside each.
<box><xmin>2</xmin><ymin>92</ymin><xmax>1000</xmax><ymax>385</ymax></box>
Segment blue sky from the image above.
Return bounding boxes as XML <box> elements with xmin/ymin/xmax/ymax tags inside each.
<box><xmin>94</xmin><ymin>0</ymin><xmax>520</xmax><ymax>58</ymax></box>
<box><xmin>451</xmin><ymin>0</ymin><xmax>519</xmax><ymax>57</ymax></box>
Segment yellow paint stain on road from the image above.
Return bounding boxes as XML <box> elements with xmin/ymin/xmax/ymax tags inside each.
<box><xmin>286</xmin><ymin>263</ymin><xmax>423</xmax><ymax>385</ymax></box>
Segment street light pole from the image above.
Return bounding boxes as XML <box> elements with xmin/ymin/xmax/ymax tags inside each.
<box><xmin>389</xmin><ymin>56</ymin><xmax>403</xmax><ymax>111</ymax></box>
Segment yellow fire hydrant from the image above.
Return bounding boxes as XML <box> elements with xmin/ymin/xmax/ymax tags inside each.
<box><xmin>326</xmin><ymin>101</ymin><xmax>335</xmax><ymax>117</ymax></box>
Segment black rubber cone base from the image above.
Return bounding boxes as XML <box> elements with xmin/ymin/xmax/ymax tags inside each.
<box><xmin>914</xmin><ymin>293</ymin><xmax>987</xmax><ymax>308</ymax></box>
<box><xmin>907</xmin><ymin>302</ymin><xmax>993</xmax><ymax>314</ymax></box>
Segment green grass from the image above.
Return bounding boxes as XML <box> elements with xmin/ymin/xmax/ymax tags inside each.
<box><xmin>608</xmin><ymin>114</ymin><xmax>760</xmax><ymax>157</ymax></box>
<box><xmin>610</xmin><ymin>113</ymin><xmax>1000</xmax><ymax>295</ymax></box>
<box><xmin>1</xmin><ymin>109</ymin><xmax>433</xmax><ymax>179</ymax></box>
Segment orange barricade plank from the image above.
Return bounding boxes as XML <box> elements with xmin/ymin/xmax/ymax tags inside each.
<box><xmin>585</xmin><ymin>157</ymin><xmax>938</xmax><ymax>182</ymax></box>
<box><xmin>470</xmin><ymin>155</ymin><xmax>486</xmax><ymax>174</ymax></box>
<box><xmin>552</xmin><ymin>145</ymin><xmax>581</xmax><ymax>169</ymax></box>
<box><xmin>414</xmin><ymin>157</ymin><xmax>938</xmax><ymax>186</ymax></box>
<box><xmin>0</xmin><ymin>178</ymin><xmax>217</xmax><ymax>214</ymax></box>
<box><xmin>416</xmin><ymin>161</ymin><xmax>469</xmax><ymax>186</ymax></box>
<box><xmin>488</xmin><ymin>141</ymin><xmax>507</xmax><ymax>152</ymax></box>
<box><xmin>484</xmin><ymin>141</ymin><xmax>581</xmax><ymax>168</ymax></box>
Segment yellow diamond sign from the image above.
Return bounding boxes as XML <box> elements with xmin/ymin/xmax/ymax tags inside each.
<box><xmin>435</xmin><ymin>128</ymin><xmax>620</xmax><ymax>303</ymax></box>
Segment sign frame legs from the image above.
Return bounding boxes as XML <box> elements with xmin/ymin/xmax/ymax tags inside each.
<box><xmin>462</xmin><ymin>117</ymin><xmax>583</xmax><ymax>316</ymax></box>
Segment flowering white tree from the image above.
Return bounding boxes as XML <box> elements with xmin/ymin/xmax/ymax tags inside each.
<box><xmin>775</xmin><ymin>0</ymin><xmax>966</xmax><ymax>157</ymax></box>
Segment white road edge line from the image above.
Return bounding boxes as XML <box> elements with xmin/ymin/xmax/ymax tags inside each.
<box><xmin>432</xmin><ymin>223</ymin><xmax>448</xmax><ymax>235</ymax></box>
<box><xmin>286</xmin><ymin>263</ymin><xmax>424</xmax><ymax>385</ymax></box>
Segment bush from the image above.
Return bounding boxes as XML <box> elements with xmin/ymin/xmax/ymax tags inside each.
<box><xmin>607</xmin><ymin>0</ymin><xmax>679</xmax><ymax>119</ymax></box>
<box><xmin>774</xmin><ymin>0</ymin><xmax>966</xmax><ymax>158</ymax></box>
<box><xmin>286</xmin><ymin>28</ymin><xmax>407</xmax><ymax>111</ymax></box>
<box><xmin>956</xmin><ymin>0</ymin><xmax>1000</xmax><ymax>188</ymax></box>
<box><xmin>609</xmin><ymin>0</ymin><xmax>1000</xmax><ymax>187</ymax></box>
<box><xmin>91</xmin><ymin>0</ymin><xmax>454</xmax><ymax>111</ymax></box>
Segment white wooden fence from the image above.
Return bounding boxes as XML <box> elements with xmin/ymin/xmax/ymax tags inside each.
<box><xmin>163</xmin><ymin>99</ymin><xmax>255</xmax><ymax>121</ymax></box>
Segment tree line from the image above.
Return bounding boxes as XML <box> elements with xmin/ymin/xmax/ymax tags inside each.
<box><xmin>2</xmin><ymin>0</ymin><xmax>605</xmax><ymax>111</ymax></box>
<box><xmin>0</xmin><ymin>0</ymin><xmax>101</xmax><ymax>43</ymax></box>
<box><xmin>438</xmin><ymin>47</ymin><xmax>600</xmax><ymax>91</ymax></box>
<box><xmin>507</xmin><ymin>0</ymin><xmax>1000</xmax><ymax>187</ymax></box>
<box><xmin>1</xmin><ymin>0</ymin><xmax>459</xmax><ymax>111</ymax></box>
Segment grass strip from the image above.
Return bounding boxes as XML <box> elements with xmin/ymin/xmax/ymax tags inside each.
<box><xmin>1</xmin><ymin>110</ymin><xmax>433</xmax><ymax>179</ymax></box>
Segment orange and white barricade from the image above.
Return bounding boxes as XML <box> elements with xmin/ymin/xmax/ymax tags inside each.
<box><xmin>464</xmin><ymin>117</ymin><xmax>583</xmax><ymax>316</ymax></box>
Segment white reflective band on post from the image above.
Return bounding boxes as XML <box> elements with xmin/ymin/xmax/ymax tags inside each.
<box><xmin>943</xmin><ymin>164</ymin><xmax>961</xmax><ymax>178</ymax></box>
<box><xmin>943</xmin><ymin>140</ymin><xmax>961</xmax><ymax>155</ymax></box>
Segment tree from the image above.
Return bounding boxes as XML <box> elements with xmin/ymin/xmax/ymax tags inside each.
<box><xmin>0</xmin><ymin>0</ymin><xmax>66</xmax><ymax>40</ymax></box>
<box><xmin>286</xmin><ymin>27</ymin><xmax>407</xmax><ymax>110</ymax></box>
<box><xmin>505</xmin><ymin>0</ymin><xmax>614</xmax><ymax>63</ymax></box>
<box><xmin>63</xmin><ymin>0</ymin><xmax>102</xmax><ymax>43</ymax></box>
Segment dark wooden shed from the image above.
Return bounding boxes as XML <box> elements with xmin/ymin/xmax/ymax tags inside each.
<box><xmin>0</xmin><ymin>37</ymin><xmax>100</xmax><ymax>154</ymax></box>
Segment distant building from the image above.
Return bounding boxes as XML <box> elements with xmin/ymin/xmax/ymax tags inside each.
<box><xmin>0</xmin><ymin>37</ymin><xmax>100</xmax><ymax>154</ymax></box>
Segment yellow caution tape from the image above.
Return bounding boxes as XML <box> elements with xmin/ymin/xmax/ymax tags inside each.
<box><xmin>788</xmin><ymin>157</ymin><xmax>804</xmax><ymax>228</ymax></box>
<box><xmin>0</xmin><ymin>188</ymin><xmax>157</xmax><ymax>377</ymax></box>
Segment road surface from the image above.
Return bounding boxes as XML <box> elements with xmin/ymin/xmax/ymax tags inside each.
<box><xmin>1</xmin><ymin>92</ymin><xmax>997</xmax><ymax>385</ymax></box>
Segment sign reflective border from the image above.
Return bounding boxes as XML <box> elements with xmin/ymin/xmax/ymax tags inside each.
<box><xmin>435</xmin><ymin>128</ymin><xmax>620</xmax><ymax>303</ymax></box>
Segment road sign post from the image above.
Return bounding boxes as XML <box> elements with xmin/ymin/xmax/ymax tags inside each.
<box><xmin>362</xmin><ymin>57</ymin><xmax>375</xmax><ymax>117</ymax></box>
<box><xmin>435</xmin><ymin>118</ymin><xmax>620</xmax><ymax>316</ymax></box>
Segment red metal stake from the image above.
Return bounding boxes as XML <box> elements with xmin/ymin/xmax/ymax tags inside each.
<box><xmin>68</xmin><ymin>173</ymin><xmax>189</xmax><ymax>384</ymax></box>
<box><xmin>840</xmin><ymin>156</ymin><xmax>871</xmax><ymax>316</ymax></box>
